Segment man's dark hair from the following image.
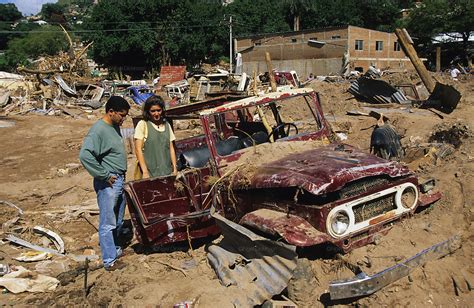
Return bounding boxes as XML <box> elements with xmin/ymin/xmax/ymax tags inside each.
<box><xmin>142</xmin><ymin>95</ymin><xmax>166</xmax><ymax>121</ymax></box>
<box><xmin>105</xmin><ymin>96</ymin><xmax>130</xmax><ymax>112</ymax></box>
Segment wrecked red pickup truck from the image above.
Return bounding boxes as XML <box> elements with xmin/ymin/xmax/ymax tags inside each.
<box><xmin>124</xmin><ymin>88</ymin><xmax>441</xmax><ymax>251</ymax></box>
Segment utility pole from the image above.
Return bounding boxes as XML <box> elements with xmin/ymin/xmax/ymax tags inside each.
<box><xmin>229</xmin><ymin>15</ymin><xmax>233</xmax><ymax>73</ymax></box>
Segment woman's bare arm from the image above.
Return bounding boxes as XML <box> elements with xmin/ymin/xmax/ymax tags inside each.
<box><xmin>170</xmin><ymin>141</ymin><xmax>177</xmax><ymax>175</ymax></box>
<box><xmin>134</xmin><ymin>138</ymin><xmax>149</xmax><ymax>178</ymax></box>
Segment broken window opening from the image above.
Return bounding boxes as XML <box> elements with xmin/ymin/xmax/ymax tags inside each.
<box><xmin>376</xmin><ymin>41</ymin><xmax>383</xmax><ymax>51</ymax></box>
<box><xmin>355</xmin><ymin>40</ymin><xmax>363</xmax><ymax>50</ymax></box>
<box><xmin>394</xmin><ymin>41</ymin><xmax>401</xmax><ymax>51</ymax></box>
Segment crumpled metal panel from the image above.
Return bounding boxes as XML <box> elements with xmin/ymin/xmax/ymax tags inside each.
<box><xmin>54</xmin><ymin>75</ymin><xmax>77</xmax><ymax>96</ymax></box>
<box><xmin>240</xmin><ymin>209</ymin><xmax>330</xmax><ymax>247</ymax></box>
<box><xmin>207</xmin><ymin>212</ymin><xmax>298</xmax><ymax>307</ymax></box>
<box><xmin>349</xmin><ymin>77</ymin><xmax>407</xmax><ymax>104</ymax></box>
<box><xmin>329</xmin><ymin>235</ymin><xmax>461</xmax><ymax>300</ymax></box>
<box><xmin>239</xmin><ymin>145</ymin><xmax>412</xmax><ymax>195</ymax></box>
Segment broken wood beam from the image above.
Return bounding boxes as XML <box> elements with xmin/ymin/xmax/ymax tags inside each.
<box><xmin>436</xmin><ymin>47</ymin><xmax>441</xmax><ymax>73</ymax></box>
<box><xmin>395</xmin><ymin>28</ymin><xmax>435</xmax><ymax>93</ymax></box>
<box><xmin>265</xmin><ymin>52</ymin><xmax>277</xmax><ymax>92</ymax></box>
<box><xmin>17</xmin><ymin>67</ymin><xmax>63</xmax><ymax>75</ymax></box>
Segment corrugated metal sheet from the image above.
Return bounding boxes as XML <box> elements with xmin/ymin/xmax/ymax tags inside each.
<box><xmin>349</xmin><ymin>77</ymin><xmax>407</xmax><ymax>104</ymax></box>
<box><xmin>207</xmin><ymin>212</ymin><xmax>297</xmax><ymax>307</ymax></box>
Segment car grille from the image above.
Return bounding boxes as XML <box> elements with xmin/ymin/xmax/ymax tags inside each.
<box><xmin>340</xmin><ymin>177</ymin><xmax>390</xmax><ymax>199</ymax></box>
<box><xmin>352</xmin><ymin>193</ymin><xmax>396</xmax><ymax>223</ymax></box>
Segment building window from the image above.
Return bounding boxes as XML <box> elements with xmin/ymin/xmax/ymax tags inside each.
<box><xmin>394</xmin><ymin>41</ymin><xmax>401</xmax><ymax>51</ymax></box>
<box><xmin>291</xmin><ymin>38</ymin><xmax>297</xmax><ymax>43</ymax></box>
<box><xmin>331</xmin><ymin>35</ymin><xmax>341</xmax><ymax>39</ymax></box>
<box><xmin>376</xmin><ymin>41</ymin><xmax>383</xmax><ymax>51</ymax></box>
<box><xmin>355</xmin><ymin>40</ymin><xmax>363</xmax><ymax>50</ymax></box>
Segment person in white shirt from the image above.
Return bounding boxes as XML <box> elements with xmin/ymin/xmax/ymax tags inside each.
<box><xmin>450</xmin><ymin>67</ymin><xmax>461</xmax><ymax>80</ymax></box>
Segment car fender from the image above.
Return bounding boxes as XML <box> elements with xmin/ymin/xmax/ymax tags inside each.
<box><xmin>240</xmin><ymin>209</ymin><xmax>330</xmax><ymax>246</ymax></box>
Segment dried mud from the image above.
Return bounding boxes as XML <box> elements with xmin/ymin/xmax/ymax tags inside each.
<box><xmin>0</xmin><ymin>72</ymin><xmax>472</xmax><ymax>307</ymax></box>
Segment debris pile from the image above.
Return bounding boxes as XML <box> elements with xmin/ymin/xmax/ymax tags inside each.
<box><xmin>403</xmin><ymin>121</ymin><xmax>471</xmax><ymax>171</ymax></box>
<box><xmin>428</xmin><ymin>121</ymin><xmax>472</xmax><ymax>148</ymax></box>
<box><xmin>0</xmin><ymin>198</ymin><xmax>101</xmax><ymax>294</ymax></box>
<box><xmin>0</xmin><ymin>26</ymin><xmax>103</xmax><ymax>117</ymax></box>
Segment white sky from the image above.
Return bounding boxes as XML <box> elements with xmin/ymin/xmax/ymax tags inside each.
<box><xmin>0</xmin><ymin>0</ymin><xmax>58</xmax><ymax>16</ymax></box>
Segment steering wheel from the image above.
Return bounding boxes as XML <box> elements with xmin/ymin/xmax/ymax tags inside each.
<box><xmin>267</xmin><ymin>123</ymin><xmax>298</xmax><ymax>142</ymax></box>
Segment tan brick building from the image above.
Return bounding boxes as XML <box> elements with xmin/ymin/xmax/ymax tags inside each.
<box><xmin>235</xmin><ymin>25</ymin><xmax>412</xmax><ymax>77</ymax></box>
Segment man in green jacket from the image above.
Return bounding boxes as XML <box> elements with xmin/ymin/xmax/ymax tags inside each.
<box><xmin>79</xmin><ymin>96</ymin><xmax>130</xmax><ymax>271</ymax></box>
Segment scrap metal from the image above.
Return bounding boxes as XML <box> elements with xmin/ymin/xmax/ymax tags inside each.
<box><xmin>207</xmin><ymin>210</ymin><xmax>298</xmax><ymax>307</ymax></box>
<box><xmin>33</xmin><ymin>226</ymin><xmax>65</xmax><ymax>254</ymax></box>
<box><xmin>329</xmin><ymin>235</ymin><xmax>462</xmax><ymax>300</ymax></box>
<box><xmin>348</xmin><ymin>77</ymin><xmax>408</xmax><ymax>104</ymax></box>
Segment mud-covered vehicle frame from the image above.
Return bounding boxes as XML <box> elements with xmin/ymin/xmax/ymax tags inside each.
<box><xmin>124</xmin><ymin>88</ymin><xmax>441</xmax><ymax>251</ymax></box>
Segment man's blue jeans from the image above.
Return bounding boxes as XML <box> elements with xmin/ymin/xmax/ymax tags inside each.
<box><xmin>93</xmin><ymin>174</ymin><xmax>126</xmax><ymax>267</ymax></box>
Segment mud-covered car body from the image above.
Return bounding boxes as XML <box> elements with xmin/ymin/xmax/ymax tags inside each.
<box><xmin>124</xmin><ymin>89</ymin><xmax>441</xmax><ymax>250</ymax></box>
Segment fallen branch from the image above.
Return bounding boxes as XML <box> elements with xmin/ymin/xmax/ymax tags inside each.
<box><xmin>69</xmin><ymin>41</ymin><xmax>93</xmax><ymax>73</ymax></box>
<box><xmin>81</xmin><ymin>214</ymin><xmax>98</xmax><ymax>232</ymax></box>
<box><xmin>42</xmin><ymin>185</ymin><xmax>77</xmax><ymax>204</ymax></box>
<box><xmin>0</xmin><ymin>200</ymin><xmax>23</xmax><ymax>215</ymax></box>
<box><xmin>155</xmin><ymin>259</ymin><xmax>187</xmax><ymax>277</ymax></box>
<box><xmin>57</xmin><ymin>261</ymin><xmax>102</xmax><ymax>286</ymax></box>
<box><xmin>1</xmin><ymin>200</ymin><xmax>23</xmax><ymax>232</ymax></box>
<box><xmin>59</xmin><ymin>24</ymin><xmax>74</xmax><ymax>61</ymax></box>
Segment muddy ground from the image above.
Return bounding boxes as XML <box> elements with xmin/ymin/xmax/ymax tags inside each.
<box><xmin>0</xmin><ymin>72</ymin><xmax>472</xmax><ymax>307</ymax></box>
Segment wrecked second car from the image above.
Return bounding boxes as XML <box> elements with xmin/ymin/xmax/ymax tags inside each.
<box><xmin>124</xmin><ymin>88</ymin><xmax>441</xmax><ymax>251</ymax></box>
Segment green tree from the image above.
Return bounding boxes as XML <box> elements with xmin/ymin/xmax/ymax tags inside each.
<box><xmin>283</xmin><ymin>0</ymin><xmax>313</xmax><ymax>31</ymax></box>
<box><xmin>162</xmin><ymin>1</ymin><xmax>227</xmax><ymax>65</ymax></box>
<box><xmin>358</xmin><ymin>0</ymin><xmax>404</xmax><ymax>32</ymax></box>
<box><xmin>0</xmin><ymin>3</ymin><xmax>23</xmax><ymax>50</ymax></box>
<box><xmin>226</xmin><ymin>0</ymin><xmax>290</xmax><ymax>36</ymax></box>
<box><xmin>83</xmin><ymin>0</ymin><xmax>227</xmax><ymax>75</ymax></box>
<box><xmin>0</xmin><ymin>3</ymin><xmax>22</xmax><ymax>21</ymax></box>
<box><xmin>297</xmin><ymin>0</ymin><xmax>364</xmax><ymax>29</ymax></box>
<box><xmin>0</xmin><ymin>25</ymin><xmax>69</xmax><ymax>71</ymax></box>
<box><xmin>295</xmin><ymin>0</ymin><xmax>408</xmax><ymax>31</ymax></box>
<box><xmin>41</xmin><ymin>3</ymin><xmax>66</xmax><ymax>23</ymax></box>
<box><xmin>407</xmin><ymin>0</ymin><xmax>473</xmax><ymax>64</ymax></box>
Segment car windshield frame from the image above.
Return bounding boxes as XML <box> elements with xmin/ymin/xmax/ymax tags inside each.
<box><xmin>201</xmin><ymin>91</ymin><xmax>326</xmax><ymax>161</ymax></box>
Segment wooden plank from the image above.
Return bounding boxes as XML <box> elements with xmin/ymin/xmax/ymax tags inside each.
<box><xmin>265</xmin><ymin>52</ymin><xmax>277</xmax><ymax>92</ymax></box>
<box><xmin>395</xmin><ymin>28</ymin><xmax>435</xmax><ymax>93</ymax></box>
<box><xmin>436</xmin><ymin>47</ymin><xmax>441</xmax><ymax>72</ymax></box>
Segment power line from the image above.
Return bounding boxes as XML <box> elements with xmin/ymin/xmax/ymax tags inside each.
<box><xmin>0</xmin><ymin>20</ymin><xmax>224</xmax><ymax>25</ymax></box>
<box><xmin>0</xmin><ymin>24</ymin><xmax>224</xmax><ymax>34</ymax></box>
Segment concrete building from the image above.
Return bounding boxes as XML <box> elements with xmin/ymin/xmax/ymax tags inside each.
<box><xmin>235</xmin><ymin>25</ymin><xmax>412</xmax><ymax>77</ymax></box>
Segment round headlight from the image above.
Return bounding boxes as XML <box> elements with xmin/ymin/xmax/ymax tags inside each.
<box><xmin>400</xmin><ymin>186</ymin><xmax>417</xmax><ymax>209</ymax></box>
<box><xmin>330</xmin><ymin>211</ymin><xmax>350</xmax><ymax>235</ymax></box>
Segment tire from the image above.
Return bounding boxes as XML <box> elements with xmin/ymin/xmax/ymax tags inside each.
<box><xmin>287</xmin><ymin>258</ymin><xmax>317</xmax><ymax>305</ymax></box>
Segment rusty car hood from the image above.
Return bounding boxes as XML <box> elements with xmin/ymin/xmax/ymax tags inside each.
<box><xmin>238</xmin><ymin>145</ymin><xmax>412</xmax><ymax>195</ymax></box>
